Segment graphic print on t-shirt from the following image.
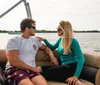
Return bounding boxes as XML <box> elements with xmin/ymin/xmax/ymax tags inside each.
<box><xmin>33</xmin><ymin>44</ymin><xmax>37</xmax><ymax>51</ymax></box>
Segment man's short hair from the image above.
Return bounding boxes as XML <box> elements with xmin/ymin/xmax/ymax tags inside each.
<box><xmin>20</xmin><ymin>18</ymin><xmax>35</xmax><ymax>32</ymax></box>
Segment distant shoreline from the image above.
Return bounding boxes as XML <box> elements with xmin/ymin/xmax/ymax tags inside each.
<box><xmin>0</xmin><ymin>30</ymin><xmax>100</xmax><ymax>33</ymax></box>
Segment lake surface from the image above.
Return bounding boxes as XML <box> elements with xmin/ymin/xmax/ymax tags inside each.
<box><xmin>0</xmin><ymin>33</ymin><xmax>100</xmax><ymax>53</ymax></box>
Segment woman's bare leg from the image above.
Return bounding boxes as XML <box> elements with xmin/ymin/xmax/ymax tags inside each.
<box><xmin>75</xmin><ymin>80</ymin><xmax>85</xmax><ymax>85</ymax></box>
<box><xmin>18</xmin><ymin>77</ymin><xmax>34</xmax><ymax>85</ymax></box>
<box><xmin>32</xmin><ymin>75</ymin><xmax>48</xmax><ymax>85</ymax></box>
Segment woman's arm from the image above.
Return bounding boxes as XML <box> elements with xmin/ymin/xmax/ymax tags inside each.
<box><xmin>43</xmin><ymin>38</ymin><xmax>61</xmax><ymax>50</ymax></box>
<box><xmin>71</xmin><ymin>38</ymin><xmax>85</xmax><ymax>78</ymax></box>
<box><xmin>36</xmin><ymin>37</ymin><xmax>61</xmax><ymax>50</ymax></box>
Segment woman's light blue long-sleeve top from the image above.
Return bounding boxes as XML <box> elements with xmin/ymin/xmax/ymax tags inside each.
<box><xmin>44</xmin><ymin>38</ymin><xmax>85</xmax><ymax>78</ymax></box>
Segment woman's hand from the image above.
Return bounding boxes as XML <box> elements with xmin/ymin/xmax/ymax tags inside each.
<box><xmin>66</xmin><ymin>76</ymin><xmax>78</xmax><ymax>85</ymax></box>
<box><xmin>36</xmin><ymin>36</ymin><xmax>45</xmax><ymax>41</ymax></box>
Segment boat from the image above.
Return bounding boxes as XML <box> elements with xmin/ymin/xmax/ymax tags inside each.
<box><xmin>8</xmin><ymin>31</ymin><xmax>21</xmax><ymax>35</ymax></box>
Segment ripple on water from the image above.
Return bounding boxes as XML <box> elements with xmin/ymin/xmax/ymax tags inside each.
<box><xmin>94</xmin><ymin>50</ymin><xmax>100</xmax><ymax>52</ymax></box>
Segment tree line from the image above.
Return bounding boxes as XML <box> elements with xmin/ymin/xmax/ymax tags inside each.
<box><xmin>0</xmin><ymin>30</ymin><xmax>100</xmax><ymax>33</ymax></box>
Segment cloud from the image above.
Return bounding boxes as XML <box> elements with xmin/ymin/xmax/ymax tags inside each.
<box><xmin>0</xmin><ymin>0</ymin><xmax>100</xmax><ymax>31</ymax></box>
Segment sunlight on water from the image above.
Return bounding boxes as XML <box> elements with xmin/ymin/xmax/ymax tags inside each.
<box><xmin>0</xmin><ymin>33</ymin><xmax>100</xmax><ymax>52</ymax></box>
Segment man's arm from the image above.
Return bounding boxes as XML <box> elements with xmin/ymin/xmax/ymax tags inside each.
<box><xmin>6</xmin><ymin>50</ymin><xmax>42</xmax><ymax>72</ymax></box>
<box><xmin>39</xmin><ymin>44</ymin><xmax>59</xmax><ymax>65</ymax></box>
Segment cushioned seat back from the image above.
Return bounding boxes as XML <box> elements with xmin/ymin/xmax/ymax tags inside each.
<box><xmin>0</xmin><ymin>49</ymin><xmax>7</xmax><ymax>70</ymax></box>
<box><xmin>0</xmin><ymin>49</ymin><xmax>7</xmax><ymax>63</ymax></box>
<box><xmin>36</xmin><ymin>50</ymin><xmax>60</xmax><ymax>66</ymax></box>
<box><xmin>83</xmin><ymin>52</ymin><xmax>100</xmax><ymax>68</ymax></box>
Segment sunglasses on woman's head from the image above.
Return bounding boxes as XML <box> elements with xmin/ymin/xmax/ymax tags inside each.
<box><xmin>57</xmin><ymin>28</ymin><xmax>62</xmax><ymax>31</ymax></box>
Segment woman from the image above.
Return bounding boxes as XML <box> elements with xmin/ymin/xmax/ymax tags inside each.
<box><xmin>38</xmin><ymin>21</ymin><xmax>85</xmax><ymax>85</ymax></box>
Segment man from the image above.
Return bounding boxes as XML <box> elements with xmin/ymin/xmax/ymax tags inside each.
<box><xmin>5</xmin><ymin>18</ymin><xmax>58</xmax><ymax>85</ymax></box>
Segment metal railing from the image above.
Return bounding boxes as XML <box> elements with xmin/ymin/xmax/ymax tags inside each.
<box><xmin>0</xmin><ymin>0</ymin><xmax>32</xmax><ymax>19</ymax></box>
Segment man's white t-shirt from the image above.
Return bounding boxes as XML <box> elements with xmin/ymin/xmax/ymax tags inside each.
<box><xmin>6</xmin><ymin>35</ymin><xmax>43</xmax><ymax>69</ymax></box>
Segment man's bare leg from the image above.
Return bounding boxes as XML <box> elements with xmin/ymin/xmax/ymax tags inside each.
<box><xmin>18</xmin><ymin>77</ymin><xmax>34</xmax><ymax>85</ymax></box>
<box><xmin>32</xmin><ymin>75</ymin><xmax>48</xmax><ymax>85</ymax></box>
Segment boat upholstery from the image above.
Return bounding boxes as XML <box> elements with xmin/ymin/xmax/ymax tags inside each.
<box><xmin>0</xmin><ymin>49</ymin><xmax>100</xmax><ymax>85</ymax></box>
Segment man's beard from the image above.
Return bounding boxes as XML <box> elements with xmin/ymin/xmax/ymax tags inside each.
<box><xmin>30</xmin><ymin>33</ymin><xmax>35</xmax><ymax>36</ymax></box>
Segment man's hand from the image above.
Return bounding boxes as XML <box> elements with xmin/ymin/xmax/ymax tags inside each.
<box><xmin>50</xmin><ymin>57</ymin><xmax>59</xmax><ymax>65</ymax></box>
<box><xmin>66</xmin><ymin>76</ymin><xmax>78</xmax><ymax>85</ymax></box>
<box><xmin>33</xmin><ymin>66</ymin><xmax>42</xmax><ymax>73</ymax></box>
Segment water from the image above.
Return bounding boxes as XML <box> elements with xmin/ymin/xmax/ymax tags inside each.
<box><xmin>0</xmin><ymin>33</ymin><xmax>100</xmax><ymax>52</ymax></box>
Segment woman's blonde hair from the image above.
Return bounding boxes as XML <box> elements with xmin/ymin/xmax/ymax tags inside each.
<box><xmin>59</xmin><ymin>21</ymin><xmax>73</xmax><ymax>54</ymax></box>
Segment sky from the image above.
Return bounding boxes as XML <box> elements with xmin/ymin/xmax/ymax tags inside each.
<box><xmin>0</xmin><ymin>0</ymin><xmax>100</xmax><ymax>31</ymax></box>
